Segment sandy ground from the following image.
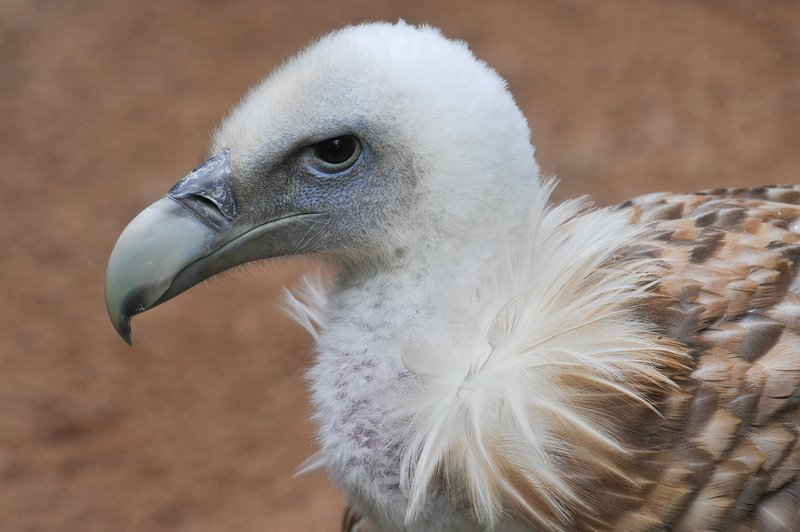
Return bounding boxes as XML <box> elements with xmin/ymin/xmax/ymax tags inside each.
<box><xmin>2</xmin><ymin>1</ymin><xmax>799</xmax><ymax>530</ymax></box>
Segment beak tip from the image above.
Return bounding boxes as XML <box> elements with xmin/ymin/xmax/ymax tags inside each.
<box><xmin>121</xmin><ymin>329</ymin><xmax>133</xmax><ymax>346</ymax></box>
<box><xmin>106</xmin><ymin>286</ymin><xmax>138</xmax><ymax>346</ymax></box>
<box><xmin>110</xmin><ymin>313</ymin><xmax>134</xmax><ymax>346</ymax></box>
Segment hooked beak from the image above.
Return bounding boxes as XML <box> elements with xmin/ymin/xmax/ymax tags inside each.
<box><xmin>105</xmin><ymin>150</ymin><xmax>326</xmax><ymax>344</ymax></box>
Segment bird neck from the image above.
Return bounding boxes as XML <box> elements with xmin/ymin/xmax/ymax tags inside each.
<box><xmin>334</xmin><ymin>171</ymin><xmax>542</xmax><ymax>290</ymax></box>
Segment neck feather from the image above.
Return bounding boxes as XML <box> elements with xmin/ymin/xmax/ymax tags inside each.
<box><xmin>285</xmin><ymin>180</ymin><xmax>688</xmax><ymax>529</ymax></box>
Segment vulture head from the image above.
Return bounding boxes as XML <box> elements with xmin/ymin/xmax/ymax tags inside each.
<box><xmin>106</xmin><ymin>22</ymin><xmax>539</xmax><ymax>342</ymax></box>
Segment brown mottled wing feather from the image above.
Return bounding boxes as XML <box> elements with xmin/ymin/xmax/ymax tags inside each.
<box><xmin>342</xmin><ymin>506</ymin><xmax>372</xmax><ymax>532</ymax></box>
<box><xmin>611</xmin><ymin>185</ymin><xmax>800</xmax><ymax>530</ymax></box>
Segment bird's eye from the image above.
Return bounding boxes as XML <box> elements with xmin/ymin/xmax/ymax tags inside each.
<box><xmin>311</xmin><ymin>135</ymin><xmax>362</xmax><ymax>173</ymax></box>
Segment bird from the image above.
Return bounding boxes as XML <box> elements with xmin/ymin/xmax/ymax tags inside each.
<box><xmin>105</xmin><ymin>22</ymin><xmax>800</xmax><ymax>531</ymax></box>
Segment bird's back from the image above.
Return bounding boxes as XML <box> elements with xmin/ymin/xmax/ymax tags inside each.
<box><xmin>610</xmin><ymin>185</ymin><xmax>800</xmax><ymax>530</ymax></box>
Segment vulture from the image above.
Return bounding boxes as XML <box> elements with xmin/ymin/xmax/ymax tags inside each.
<box><xmin>105</xmin><ymin>22</ymin><xmax>800</xmax><ymax>531</ymax></box>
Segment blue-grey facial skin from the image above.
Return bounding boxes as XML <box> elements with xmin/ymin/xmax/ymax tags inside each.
<box><xmin>231</xmin><ymin>120</ymin><xmax>418</xmax><ymax>261</ymax></box>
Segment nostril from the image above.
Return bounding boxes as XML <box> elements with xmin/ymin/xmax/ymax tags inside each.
<box><xmin>191</xmin><ymin>194</ymin><xmax>222</xmax><ymax>213</ymax></box>
<box><xmin>174</xmin><ymin>193</ymin><xmax>230</xmax><ymax>230</ymax></box>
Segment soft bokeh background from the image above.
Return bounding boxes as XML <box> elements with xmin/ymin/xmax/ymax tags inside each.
<box><xmin>3</xmin><ymin>1</ymin><xmax>799</xmax><ymax>530</ymax></box>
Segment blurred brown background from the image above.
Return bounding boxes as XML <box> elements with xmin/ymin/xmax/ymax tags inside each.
<box><xmin>2</xmin><ymin>0</ymin><xmax>799</xmax><ymax>530</ymax></box>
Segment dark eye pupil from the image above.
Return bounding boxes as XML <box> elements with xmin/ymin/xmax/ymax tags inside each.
<box><xmin>314</xmin><ymin>136</ymin><xmax>357</xmax><ymax>165</ymax></box>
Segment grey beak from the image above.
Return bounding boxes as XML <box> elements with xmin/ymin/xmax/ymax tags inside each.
<box><xmin>104</xmin><ymin>150</ymin><xmax>326</xmax><ymax>344</ymax></box>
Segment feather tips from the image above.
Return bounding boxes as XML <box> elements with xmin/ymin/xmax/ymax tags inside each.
<box><xmin>282</xmin><ymin>271</ymin><xmax>329</xmax><ymax>342</ymax></box>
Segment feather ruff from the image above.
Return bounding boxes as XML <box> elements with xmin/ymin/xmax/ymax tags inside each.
<box><xmin>389</xmin><ymin>180</ymin><xmax>688</xmax><ymax>528</ymax></box>
<box><xmin>285</xmin><ymin>180</ymin><xmax>690</xmax><ymax>529</ymax></box>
